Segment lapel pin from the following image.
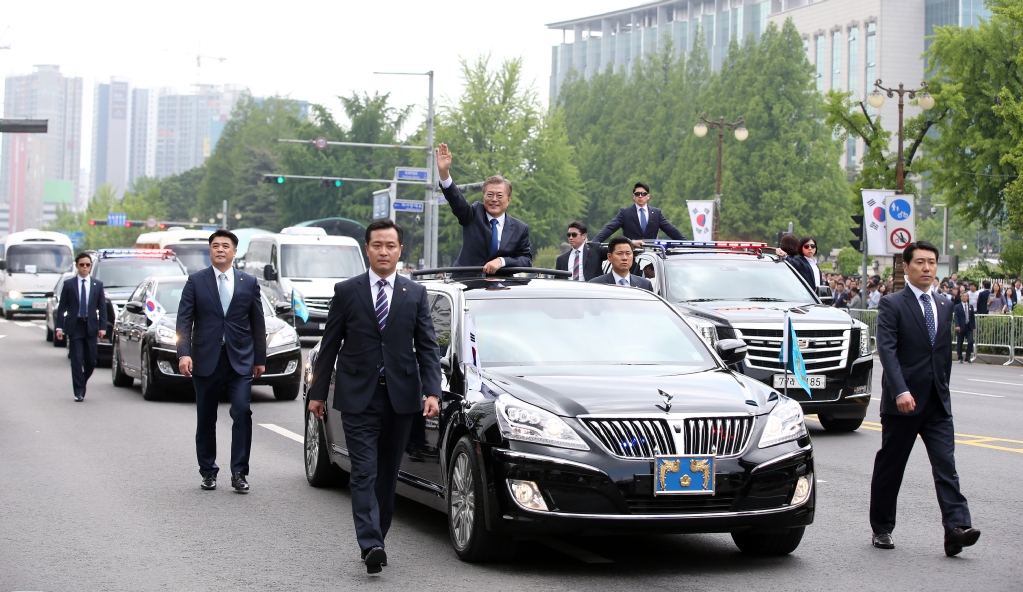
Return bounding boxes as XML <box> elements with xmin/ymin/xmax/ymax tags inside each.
<box><xmin>403</xmin><ymin>287</ymin><xmax>407</xmax><ymax>292</ymax></box>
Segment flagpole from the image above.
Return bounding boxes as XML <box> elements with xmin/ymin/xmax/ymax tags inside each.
<box><xmin>783</xmin><ymin>313</ymin><xmax>790</xmax><ymax>399</ymax></box>
<box><xmin>291</xmin><ymin>289</ymin><xmax>296</xmax><ymax>329</ymax></box>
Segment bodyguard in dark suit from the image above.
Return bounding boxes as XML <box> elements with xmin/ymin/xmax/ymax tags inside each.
<box><xmin>588</xmin><ymin>236</ymin><xmax>654</xmax><ymax>291</ymax></box>
<box><xmin>592</xmin><ymin>182</ymin><xmax>686</xmax><ymax>245</ymax></box>
<box><xmin>176</xmin><ymin>230</ymin><xmax>267</xmax><ymax>493</ymax></box>
<box><xmin>555</xmin><ymin>221</ymin><xmax>604</xmax><ymax>281</ymax></box>
<box><xmin>975</xmin><ymin>280</ymin><xmax>991</xmax><ymax>315</ymax></box>
<box><xmin>54</xmin><ymin>252</ymin><xmax>107</xmax><ymax>401</ymax></box>
<box><xmin>869</xmin><ymin>241</ymin><xmax>980</xmax><ymax>556</ymax></box>
<box><xmin>953</xmin><ymin>291</ymin><xmax>976</xmax><ymax>363</ymax></box>
<box><xmin>435</xmin><ymin>143</ymin><xmax>531</xmax><ymax>275</ymax></box>
<box><xmin>308</xmin><ymin>219</ymin><xmax>441</xmax><ymax>574</ymax></box>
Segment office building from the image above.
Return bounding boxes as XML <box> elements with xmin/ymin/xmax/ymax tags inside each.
<box><xmin>90</xmin><ymin>77</ymin><xmax>132</xmax><ymax>199</ymax></box>
<box><xmin>153</xmin><ymin>83</ymin><xmax>247</xmax><ymax>179</ymax></box>
<box><xmin>128</xmin><ymin>87</ymin><xmax>159</xmax><ymax>186</ymax></box>
<box><xmin>1</xmin><ymin>65</ymin><xmax>83</xmax><ymax>233</ymax></box>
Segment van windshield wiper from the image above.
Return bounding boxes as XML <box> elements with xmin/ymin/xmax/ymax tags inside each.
<box><xmin>743</xmin><ymin>297</ymin><xmax>786</xmax><ymax>302</ymax></box>
<box><xmin>677</xmin><ymin>298</ymin><xmax>727</xmax><ymax>303</ymax></box>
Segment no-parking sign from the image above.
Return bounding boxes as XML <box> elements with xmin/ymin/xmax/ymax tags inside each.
<box><xmin>885</xmin><ymin>195</ymin><xmax>915</xmax><ymax>254</ymax></box>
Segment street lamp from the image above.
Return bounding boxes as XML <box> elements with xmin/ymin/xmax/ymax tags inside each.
<box><xmin>694</xmin><ymin>113</ymin><xmax>748</xmax><ymax>239</ymax></box>
<box><xmin>235</xmin><ymin>212</ymin><xmax>242</xmax><ymax>220</ymax></box>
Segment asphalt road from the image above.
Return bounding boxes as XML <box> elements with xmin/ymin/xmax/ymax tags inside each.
<box><xmin>2</xmin><ymin>315</ymin><xmax>1021</xmax><ymax>591</ymax></box>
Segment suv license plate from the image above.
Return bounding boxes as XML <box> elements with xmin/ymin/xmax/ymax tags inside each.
<box><xmin>773</xmin><ymin>374</ymin><xmax>825</xmax><ymax>389</ymax></box>
<box><xmin>32</xmin><ymin>302</ymin><xmax>47</xmax><ymax>309</ymax></box>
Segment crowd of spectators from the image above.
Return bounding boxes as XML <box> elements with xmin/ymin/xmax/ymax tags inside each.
<box><xmin>819</xmin><ymin>271</ymin><xmax>1021</xmax><ymax>314</ymax></box>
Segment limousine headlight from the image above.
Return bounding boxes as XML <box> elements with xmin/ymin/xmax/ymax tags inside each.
<box><xmin>495</xmin><ymin>394</ymin><xmax>589</xmax><ymax>451</ymax></box>
<box><xmin>758</xmin><ymin>396</ymin><xmax>807</xmax><ymax>448</ymax></box>
<box><xmin>267</xmin><ymin>325</ymin><xmax>298</xmax><ymax>348</ymax></box>
<box><xmin>155</xmin><ymin>325</ymin><xmax>177</xmax><ymax>345</ymax></box>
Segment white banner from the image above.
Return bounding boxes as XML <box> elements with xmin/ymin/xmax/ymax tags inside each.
<box><xmin>884</xmin><ymin>194</ymin><xmax>915</xmax><ymax>255</ymax></box>
<box><xmin>687</xmin><ymin>200</ymin><xmax>715</xmax><ymax>239</ymax></box>
<box><xmin>461</xmin><ymin>312</ymin><xmax>482</xmax><ymax>394</ymax></box>
<box><xmin>861</xmin><ymin>189</ymin><xmax>895</xmax><ymax>256</ymax></box>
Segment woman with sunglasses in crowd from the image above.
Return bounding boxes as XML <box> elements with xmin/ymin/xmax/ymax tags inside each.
<box><xmin>788</xmin><ymin>237</ymin><xmax>825</xmax><ymax>291</ymax></box>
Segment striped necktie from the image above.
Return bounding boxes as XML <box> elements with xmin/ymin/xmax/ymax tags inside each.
<box><xmin>572</xmin><ymin>250</ymin><xmax>581</xmax><ymax>280</ymax></box>
<box><xmin>376</xmin><ymin>279</ymin><xmax>389</xmax><ymax>375</ymax></box>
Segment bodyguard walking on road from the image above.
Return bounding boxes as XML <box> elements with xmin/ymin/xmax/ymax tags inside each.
<box><xmin>54</xmin><ymin>253</ymin><xmax>106</xmax><ymax>402</ymax></box>
<box><xmin>176</xmin><ymin>230</ymin><xmax>266</xmax><ymax>493</ymax></box>
<box><xmin>308</xmin><ymin>219</ymin><xmax>441</xmax><ymax>575</ymax></box>
<box><xmin>869</xmin><ymin>241</ymin><xmax>980</xmax><ymax>556</ymax></box>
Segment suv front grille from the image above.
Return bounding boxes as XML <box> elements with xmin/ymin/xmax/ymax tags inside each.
<box><xmin>304</xmin><ymin>297</ymin><xmax>331</xmax><ymax>315</ymax></box>
<box><xmin>582</xmin><ymin>416</ymin><xmax>754</xmax><ymax>459</ymax></box>
<box><xmin>735</xmin><ymin>326</ymin><xmax>849</xmax><ymax>373</ymax></box>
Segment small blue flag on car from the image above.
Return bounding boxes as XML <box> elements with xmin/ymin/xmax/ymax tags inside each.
<box><xmin>292</xmin><ymin>288</ymin><xmax>309</xmax><ymax>323</ymax></box>
<box><xmin>779</xmin><ymin>312</ymin><xmax>812</xmax><ymax>398</ymax></box>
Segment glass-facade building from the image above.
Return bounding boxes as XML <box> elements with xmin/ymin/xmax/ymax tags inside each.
<box><xmin>924</xmin><ymin>0</ymin><xmax>991</xmax><ymax>53</ymax></box>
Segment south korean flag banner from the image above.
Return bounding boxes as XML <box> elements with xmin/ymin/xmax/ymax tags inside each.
<box><xmin>144</xmin><ymin>294</ymin><xmax>166</xmax><ymax>322</ymax></box>
<box><xmin>861</xmin><ymin>189</ymin><xmax>895</xmax><ymax>256</ymax></box>
<box><xmin>462</xmin><ymin>312</ymin><xmax>482</xmax><ymax>394</ymax></box>
<box><xmin>687</xmin><ymin>200</ymin><xmax>715</xmax><ymax>239</ymax></box>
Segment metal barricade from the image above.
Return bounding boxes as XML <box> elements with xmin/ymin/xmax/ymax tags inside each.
<box><xmin>847</xmin><ymin>308</ymin><xmax>878</xmax><ymax>353</ymax></box>
<box><xmin>973</xmin><ymin>314</ymin><xmax>1016</xmax><ymax>365</ymax></box>
<box><xmin>1014</xmin><ymin>316</ymin><xmax>1023</xmax><ymax>360</ymax></box>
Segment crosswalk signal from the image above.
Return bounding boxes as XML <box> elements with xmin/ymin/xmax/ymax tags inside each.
<box><xmin>320</xmin><ymin>178</ymin><xmax>342</xmax><ymax>188</ymax></box>
<box><xmin>849</xmin><ymin>215</ymin><xmax>865</xmax><ymax>252</ymax></box>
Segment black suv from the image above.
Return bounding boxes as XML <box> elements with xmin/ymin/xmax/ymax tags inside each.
<box><xmin>303</xmin><ymin>271</ymin><xmax>815</xmax><ymax>561</ymax></box>
<box><xmin>635</xmin><ymin>241</ymin><xmax>873</xmax><ymax>432</ymax></box>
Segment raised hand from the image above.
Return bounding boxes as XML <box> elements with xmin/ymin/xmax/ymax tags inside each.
<box><xmin>436</xmin><ymin>143</ymin><xmax>452</xmax><ymax>181</ymax></box>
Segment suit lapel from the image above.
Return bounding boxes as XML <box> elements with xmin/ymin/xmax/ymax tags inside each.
<box><xmin>628</xmin><ymin>207</ymin><xmax>640</xmax><ymax>234</ymax></box>
<box><xmin>498</xmin><ymin>216</ymin><xmax>515</xmax><ymax>253</ymax></box>
<box><xmin>384</xmin><ymin>275</ymin><xmax>410</xmax><ymax>336</ymax></box>
<box><xmin>903</xmin><ymin>287</ymin><xmax>930</xmax><ymax>341</ymax></box>
<box><xmin>88</xmin><ymin>279</ymin><xmax>99</xmax><ymax>311</ymax></box>
<box><xmin>202</xmin><ymin>267</ymin><xmax>224</xmax><ymax>318</ymax></box>
<box><xmin>355</xmin><ymin>272</ymin><xmax>377</xmax><ymax>328</ymax></box>
<box><xmin>224</xmin><ymin>270</ymin><xmax>243</xmax><ymax>316</ymax></box>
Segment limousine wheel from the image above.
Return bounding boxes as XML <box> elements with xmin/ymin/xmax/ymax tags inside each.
<box><xmin>304</xmin><ymin>408</ymin><xmax>349</xmax><ymax>487</ymax></box>
<box><xmin>731</xmin><ymin>526</ymin><xmax>805</xmax><ymax>556</ymax></box>
<box><xmin>447</xmin><ymin>436</ymin><xmax>516</xmax><ymax>562</ymax></box>
<box><xmin>111</xmin><ymin>341</ymin><xmax>133</xmax><ymax>387</ymax></box>
<box><xmin>273</xmin><ymin>383</ymin><xmax>300</xmax><ymax>401</ymax></box>
<box><xmin>140</xmin><ymin>349</ymin><xmax>163</xmax><ymax>401</ymax></box>
<box><xmin>818</xmin><ymin>416</ymin><xmax>863</xmax><ymax>432</ymax></box>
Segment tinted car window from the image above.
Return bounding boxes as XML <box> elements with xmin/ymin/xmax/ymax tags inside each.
<box><xmin>153</xmin><ymin>280</ymin><xmax>186</xmax><ymax>314</ymax></box>
<box><xmin>166</xmin><ymin>243</ymin><xmax>211</xmax><ymax>273</ymax></box>
<box><xmin>5</xmin><ymin>244</ymin><xmax>73</xmax><ymax>273</ymax></box>
<box><xmin>429</xmin><ymin>294</ymin><xmax>453</xmax><ymax>357</ymax></box>
<box><xmin>280</xmin><ymin>244</ymin><xmax>362</xmax><ymax>278</ymax></box>
<box><xmin>468</xmin><ymin>298</ymin><xmax>713</xmax><ymax>370</ymax></box>
<box><xmin>664</xmin><ymin>258</ymin><xmax>815</xmax><ymax>303</ymax></box>
<box><xmin>94</xmin><ymin>259</ymin><xmax>186</xmax><ymax>288</ymax></box>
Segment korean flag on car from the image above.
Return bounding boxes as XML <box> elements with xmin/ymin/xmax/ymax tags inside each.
<box><xmin>144</xmin><ymin>294</ymin><xmax>165</xmax><ymax>322</ymax></box>
<box><xmin>462</xmin><ymin>312</ymin><xmax>482</xmax><ymax>394</ymax></box>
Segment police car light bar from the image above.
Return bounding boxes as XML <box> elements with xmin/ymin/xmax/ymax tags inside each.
<box><xmin>98</xmin><ymin>248</ymin><xmax>176</xmax><ymax>259</ymax></box>
<box><xmin>648</xmin><ymin>240</ymin><xmax>768</xmax><ymax>249</ymax></box>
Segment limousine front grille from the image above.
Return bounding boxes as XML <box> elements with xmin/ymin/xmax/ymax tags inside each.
<box><xmin>684</xmin><ymin>417</ymin><xmax>755</xmax><ymax>457</ymax></box>
<box><xmin>582</xmin><ymin>418</ymin><xmax>677</xmax><ymax>459</ymax></box>
<box><xmin>582</xmin><ymin>416</ymin><xmax>755</xmax><ymax>459</ymax></box>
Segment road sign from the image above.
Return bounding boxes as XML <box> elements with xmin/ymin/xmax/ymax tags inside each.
<box><xmin>314</xmin><ymin>137</ymin><xmax>328</xmax><ymax>150</ymax></box>
<box><xmin>372</xmin><ymin>189</ymin><xmax>390</xmax><ymax>220</ymax></box>
<box><xmin>108</xmin><ymin>213</ymin><xmax>127</xmax><ymax>227</ymax></box>
<box><xmin>393</xmin><ymin>200</ymin><xmax>425</xmax><ymax>213</ymax></box>
<box><xmin>889</xmin><ymin>228</ymin><xmax>911</xmax><ymax>250</ymax></box>
<box><xmin>395</xmin><ymin>167</ymin><xmax>429</xmax><ymax>182</ymax></box>
<box><xmin>145</xmin><ymin>217</ymin><xmax>158</xmax><ymax>229</ymax></box>
<box><xmin>201</xmin><ymin>226</ymin><xmax>218</xmax><ymax>231</ymax></box>
<box><xmin>884</xmin><ymin>195</ymin><xmax>915</xmax><ymax>254</ymax></box>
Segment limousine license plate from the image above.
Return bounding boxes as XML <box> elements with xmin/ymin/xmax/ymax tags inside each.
<box><xmin>654</xmin><ymin>456</ymin><xmax>715</xmax><ymax>495</ymax></box>
<box><xmin>773</xmin><ymin>374</ymin><xmax>825</xmax><ymax>389</ymax></box>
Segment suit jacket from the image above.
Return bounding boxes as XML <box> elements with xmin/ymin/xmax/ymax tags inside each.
<box><xmin>555</xmin><ymin>240</ymin><xmax>605</xmax><ymax>281</ymax></box>
<box><xmin>787</xmin><ymin>256</ymin><xmax>823</xmax><ymax>290</ymax></box>
<box><xmin>308</xmin><ymin>272</ymin><xmax>441</xmax><ymax>416</ymax></box>
<box><xmin>953</xmin><ymin>302</ymin><xmax>976</xmax><ymax>331</ymax></box>
<box><xmin>176</xmin><ymin>267</ymin><xmax>267</xmax><ymax>378</ymax></box>
<box><xmin>876</xmin><ymin>288</ymin><xmax>954</xmax><ymax>416</ymax></box>
<box><xmin>832</xmin><ymin>291</ymin><xmax>850</xmax><ymax>308</ymax></box>
<box><xmin>976</xmin><ymin>289</ymin><xmax>990</xmax><ymax>315</ymax></box>
<box><xmin>593</xmin><ymin>206</ymin><xmax>686</xmax><ymax>243</ymax></box>
<box><xmin>588</xmin><ymin>271</ymin><xmax>654</xmax><ymax>292</ymax></box>
<box><xmin>55</xmin><ymin>275</ymin><xmax>107</xmax><ymax>340</ymax></box>
<box><xmin>439</xmin><ymin>182</ymin><xmax>531</xmax><ymax>270</ymax></box>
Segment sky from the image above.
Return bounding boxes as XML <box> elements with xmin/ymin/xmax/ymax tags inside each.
<box><xmin>1</xmin><ymin>0</ymin><xmax>628</xmax><ymax>171</ymax></box>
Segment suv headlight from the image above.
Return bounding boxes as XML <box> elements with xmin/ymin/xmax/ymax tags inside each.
<box><xmin>155</xmin><ymin>325</ymin><xmax>177</xmax><ymax>346</ymax></box>
<box><xmin>685</xmin><ymin>316</ymin><xmax>718</xmax><ymax>349</ymax></box>
<box><xmin>267</xmin><ymin>325</ymin><xmax>298</xmax><ymax>348</ymax></box>
<box><xmin>758</xmin><ymin>396</ymin><xmax>807</xmax><ymax>448</ymax></box>
<box><xmin>858</xmin><ymin>321</ymin><xmax>871</xmax><ymax>357</ymax></box>
<box><xmin>495</xmin><ymin>394</ymin><xmax>589</xmax><ymax>451</ymax></box>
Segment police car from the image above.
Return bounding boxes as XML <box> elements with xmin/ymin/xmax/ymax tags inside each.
<box><xmin>634</xmin><ymin>241</ymin><xmax>873</xmax><ymax>432</ymax></box>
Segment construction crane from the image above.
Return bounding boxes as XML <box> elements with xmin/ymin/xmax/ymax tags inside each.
<box><xmin>162</xmin><ymin>42</ymin><xmax>227</xmax><ymax>86</ymax></box>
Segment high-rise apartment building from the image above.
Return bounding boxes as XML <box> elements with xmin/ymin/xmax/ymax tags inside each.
<box><xmin>1</xmin><ymin>65</ymin><xmax>83</xmax><ymax>233</ymax></box>
<box><xmin>90</xmin><ymin>77</ymin><xmax>132</xmax><ymax>198</ymax></box>
<box><xmin>128</xmin><ymin>87</ymin><xmax>159</xmax><ymax>186</ymax></box>
<box><xmin>153</xmin><ymin>84</ymin><xmax>247</xmax><ymax>179</ymax></box>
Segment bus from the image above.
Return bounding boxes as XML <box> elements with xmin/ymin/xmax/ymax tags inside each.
<box><xmin>1</xmin><ymin>229</ymin><xmax>75</xmax><ymax>319</ymax></box>
<box><xmin>134</xmin><ymin>227</ymin><xmax>214</xmax><ymax>273</ymax></box>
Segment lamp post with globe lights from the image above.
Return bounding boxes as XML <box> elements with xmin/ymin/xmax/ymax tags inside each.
<box><xmin>867</xmin><ymin>80</ymin><xmax>935</xmax><ymax>289</ymax></box>
<box><xmin>694</xmin><ymin>113</ymin><xmax>748</xmax><ymax>239</ymax></box>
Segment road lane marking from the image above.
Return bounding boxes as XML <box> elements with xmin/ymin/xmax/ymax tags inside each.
<box><xmin>527</xmin><ymin>536</ymin><xmax>614</xmax><ymax>564</ymax></box>
<box><xmin>806</xmin><ymin>415</ymin><xmax>1023</xmax><ymax>453</ymax></box>
<box><xmin>259</xmin><ymin>423</ymin><xmax>303</xmax><ymax>443</ymax></box>
<box><xmin>0</xmin><ymin>335</ymin><xmax>6</xmax><ymax>339</ymax></box>
<box><xmin>15</xmin><ymin>321</ymin><xmax>35</xmax><ymax>327</ymax></box>
<box><xmin>950</xmin><ymin>390</ymin><xmax>1004</xmax><ymax>398</ymax></box>
<box><xmin>966</xmin><ymin>379</ymin><xmax>1023</xmax><ymax>387</ymax></box>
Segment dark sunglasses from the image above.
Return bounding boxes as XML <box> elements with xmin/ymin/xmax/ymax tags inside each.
<box><xmin>566</xmin><ymin>232</ymin><xmax>581</xmax><ymax>238</ymax></box>
<box><xmin>633</xmin><ymin>191</ymin><xmax>649</xmax><ymax>197</ymax></box>
<box><xmin>803</xmin><ymin>243</ymin><xmax>817</xmax><ymax>249</ymax></box>
<box><xmin>77</xmin><ymin>262</ymin><xmax>92</xmax><ymax>267</ymax></box>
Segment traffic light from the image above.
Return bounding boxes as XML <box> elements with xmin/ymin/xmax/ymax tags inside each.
<box><xmin>88</xmin><ymin>219</ymin><xmax>107</xmax><ymax>226</ymax></box>
<box><xmin>320</xmin><ymin>178</ymin><xmax>342</xmax><ymax>188</ymax></box>
<box><xmin>262</xmin><ymin>174</ymin><xmax>285</xmax><ymax>184</ymax></box>
<box><xmin>849</xmin><ymin>215</ymin><xmax>865</xmax><ymax>252</ymax></box>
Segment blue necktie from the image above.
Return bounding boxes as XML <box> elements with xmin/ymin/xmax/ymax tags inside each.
<box><xmin>639</xmin><ymin>208</ymin><xmax>648</xmax><ymax>234</ymax></box>
<box><xmin>618</xmin><ymin>278</ymin><xmax>628</xmax><ymax>286</ymax></box>
<box><xmin>489</xmin><ymin>218</ymin><xmax>499</xmax><ymax>258</ymax></box>
<box><xmin>79</xmin><ymin>278</ymin><xmax>88</xmax><ymax>318</ymax></box>
<box><xmin>219</xmin><ymin>273</ymin><xmax>231</xmax><ymax>315</ymax></box>
<box><xmin>921</xmin><ymin>294</ymin><xmax>936</xmax><ymax>345</ymax></box>
<box><xmin>375</xmin><ymin>279</ymin><xmax>389</xmax><ymax>374</ymax></box>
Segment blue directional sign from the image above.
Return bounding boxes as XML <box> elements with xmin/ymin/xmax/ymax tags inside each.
<box><xmin>393</xmin><ymin>200</ymin><xmax>425</xmax><ymax>213</ymax></box>
<box><xmin>108</xmin><ymin>213</ymin><xmax>127</xmax><ymax>227</ymax></box>
<box><xmin>395</xmin><ymin>167</ymin><xmax>429</xmax><ymax>182</ymax></box>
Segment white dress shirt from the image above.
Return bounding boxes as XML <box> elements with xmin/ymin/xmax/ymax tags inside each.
<box><xmin>215</xmin><ymin>267</ymin><xmax>235</xmax><ymax>303</ymax></box>
<box><xmin>612</xmin><ymin>269</ymin><xmax>631</xmax><ymax>286</ymax></box>
<box><xmin>76</xmin><ymin>274</ymin><xmax>91</xmax><ymax>315</ymax></box>
<box><xmin>569</xmin><ymin>247</ymin><xmax>585</xmax><ymax>281</ymax></box>
<box><xmin>368</xmin><ymin>268</ymin><xmax>397</xmax><ymax>311</ymax></box>
<box><xmin>907</xmin><ymin>282</ymin><xmax>939</xmax><ymax>335</ymax></box>
<box><xmin>804</xmin><ymin>256</ymin><xmax>821</xmax><ymax>287</ymax></box>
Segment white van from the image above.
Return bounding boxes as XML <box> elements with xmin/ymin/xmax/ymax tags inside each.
<box><xmin>244</xmin><ymin>227</ymin><xmax>365</xmax><ymax>335</ymax></box>
<box><xmin>135</xmin><ymin>227</ymin><xmax>213</xmax><ymax>273</ymax></box>
<box><xmin>1</xmin><ymin>229</ymin><xmax>75</xmax><ymax>319</ymax></box>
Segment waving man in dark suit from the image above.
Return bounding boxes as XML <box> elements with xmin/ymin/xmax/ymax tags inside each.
<box><xmin>593</xmin><ymin>182</ymin><xmax>686</xmax><ymax>246</ymax></box>
<box><xmin>308</xmin><ymin>219</ymin><xmax>441</xmax><ymax>574</ymax></box>
<box><xmin>869</xmin><ymin>241</ymin><xmax>979</xmax><ymax>556</ymax></box>
<box><xmin>55</xmin><ymin>252</ymin><xmax>107</xmax><ymax>401</ymax></box>
<box><xmin>435</xmin><ymin>143</ymin><xmax>531</xmax><ymax>275</ymax></box>
<box><xmin>176</xmin><ymin>230</ymin><xmax>267</xmax><ymax>493</ymax></box>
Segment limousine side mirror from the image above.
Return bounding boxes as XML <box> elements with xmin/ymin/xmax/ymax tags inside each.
<box><xmin>274</xmin><ymin>301</ymin><xmax>292</xmax><ymax>315</ymax></box>
<box><xmin>125</xmin><ymin>301</ymin><xmax>144</xmax><ymax>314</ymax></box>
<box><xmin>817</xmin><ymin>285</ymin><xmax>833</xmax><ymax>306</ymax></box>
<box><xmin>263</xmin><ymin>264</ymin><xmax>278</xmax><ymax>281</ymax></box>
<box><xmin>715</xmin><ymin>339</ymin><xmax>747</xmax><ymax>365</ymax></box>
<box><xmin>440</xmin><ymin>357</ymin><xmax>451</xmax><ymax>373</ymax></box>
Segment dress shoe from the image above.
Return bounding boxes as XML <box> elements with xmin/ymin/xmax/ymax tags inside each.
<box><xmin>201</xmin><ymin>475</ymin><xmax>217</xmax><ymax>490</ymax></box>
<box><xmin>944</xmin><ymin>526</ymin><xmax>981</xmax><ymax>557</ymax></box>
<box><xmin>872</xmin><ymin>532</ymin><xmax>895</xmax><ymax>549</ymax></box>
<box><xmin>363</xmin><ymin>546</ymin><xmax>387</xmax><ymax>574</ymax></box>
<box><xmin>231</xmin><ymin>473</ymin><xmax>249</xmax><ymax>493</ymax></box>
<box><xmin>74</xmin><ymin>394</ymin><xmax>83</xmax><ymax>402</ymax></box>
<box><xmin>958</xmin><ymin>359</ymin><xmax>964</xmax><ymax>364</ymax></box>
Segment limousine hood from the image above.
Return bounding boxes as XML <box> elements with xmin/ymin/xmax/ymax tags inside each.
<box><xmin>485</xmin><ymin>368</ymin><xmax>773</xmax><ymax>418</ymax></box>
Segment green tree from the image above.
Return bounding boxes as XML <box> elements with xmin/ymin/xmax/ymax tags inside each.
<box><xmin>837</xmin><ymin>246</ymin><xmax>864</xmax><ymax>275</ymax></box>
<box><xmin>999</xmin><ymin>240</ymin><xmax>1023</xmax><ymax>278</ymax></box>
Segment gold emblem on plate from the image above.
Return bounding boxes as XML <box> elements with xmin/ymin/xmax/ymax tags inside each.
<box><xmin>690</xmin><ymin>459</ymin><xmax>711</xmax><ymax>490</ymax></box>
<box><xmin>658</xmin><ymin>459</ymin><xmax>680</xmax><ymax>490</ymax></box>
<box><xmin>680</xmin><ymin>475</ymin><xmax>692</xmax><ymax>487</ymax></box>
